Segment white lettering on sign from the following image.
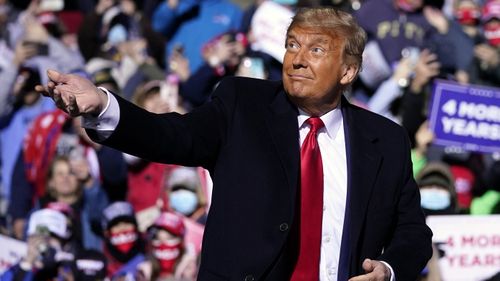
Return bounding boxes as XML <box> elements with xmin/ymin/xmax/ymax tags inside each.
<box><xmin>468</xmin><ymin>87</ymin><xmax>495</xmax><ymax>98</ymax></box>
<box><xmin>457</xmin><ymin>102</ymin><xmax>500</xmax><ymax>122</ymax></box>
<box><xmin>426</xmin><ymin>215</ymin><xmax>500</xmax><ymax>281</ymax></box>
<box><xmin>441</xmin><ymin>99</ymin><xmax>500</xmax><ymax>122</ymax></box>
<box><xmin>446</xmin><ymin>254</ymin><xmax>500</xmax><ymax>267</ymax></box>
<box><xmin>442</xmin><ymin>99</ymin><xmax>458</xmax><ymax>116</ymax></box>
<box><xmin>441</xmin><ymin>117</ymin><xmax>500</xmax><ymax>140</ymax></box>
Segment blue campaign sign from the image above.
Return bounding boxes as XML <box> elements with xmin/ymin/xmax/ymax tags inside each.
<box><xmin>429</xmin><ymin>80</ymin><xmax>500</xmax><ymax>154</ymax></box>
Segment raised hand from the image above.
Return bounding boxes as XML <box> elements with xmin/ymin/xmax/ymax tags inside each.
<box><xmin>410</xmin><ymin>49</ymin><xmax>441</xmax><ymax>94</ymax></box>
<box><xmin>36</xmin><ymin>70</ymin><xmax>108</xmax><ymax>117</ymax></box>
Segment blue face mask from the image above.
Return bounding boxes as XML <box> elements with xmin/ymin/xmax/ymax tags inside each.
<box><xmin>107</xmin><ymin>24</ymin><xmax>128</xmax><ymax>45</ymax></box>
<box><xmin>271</xmin><ymin>0</ymin><xmax>297</xmax><ymax>5</ymax></box>
<box><xmin>169</xmin><ymin>190</ymin><xmax>198</xmax><ymax>216</ymax></box>
<box><xmin>420</xmin><ymin>188</ymin><xmax>451</xmax><ymax>210</ymax></box>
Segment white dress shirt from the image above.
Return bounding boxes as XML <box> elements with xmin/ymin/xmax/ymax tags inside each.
<box><xmin>298</xmin><ymin>108</ymin><xmax>347</xmax><ymax>281</ymax></box>
<box><xmin>83</xmin><ymin>89</ymin><xmax>395</xmax><ymax>281</ymax></box>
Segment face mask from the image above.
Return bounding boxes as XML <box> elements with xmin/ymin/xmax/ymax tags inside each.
<box><xmin>455</xmin><ymin>7</ymin><xmax>480</xmax><ymax>25</ymax></box>
<box><xmin>152</xmin><ymin>238</ymin><xmax>182</xmax><ymax>274</ymax></box>
<box><xmin>271</xmin><ymin>0</ymin><xmax>298</xmax><ymax>5</ymax></box>
<box><xmin>420</xmin><ymin>188</ymin><xmax>451</xmax><ymax>210</ymax></box>
<box><xmin>109</xmin><ymin>229</ymin><xmax>138</xmax><ymax>253</ymax></box>
<box><xmin>107</xmin><ymin>24</ymin><xmax>128</xmax><ymax>45</ymax></box>
<box><xmin>484</xmin><ymin>23</ymin><xmax>500</xmax><ymax>47</ymax></box>
<box><xmin>169</xmin><ymin>190</ymin><xmax>198</xmax><ymax>216</ymax></box>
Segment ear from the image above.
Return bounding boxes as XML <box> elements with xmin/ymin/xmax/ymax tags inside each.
<box><xmin>340</xmin><ymin>64</ymin><xmax>359</xmax><ymax>85</ymax></box>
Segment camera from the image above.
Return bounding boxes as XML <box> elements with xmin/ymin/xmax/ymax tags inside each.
<box><xmin>22</xmin><ymin>41</ymin><xmax>49</xmax><ymax>56</ymax></box>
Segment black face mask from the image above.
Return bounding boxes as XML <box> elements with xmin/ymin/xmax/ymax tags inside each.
<box><xmin>105</xmin><ymin>235</ymin><xmax>145</xmax><ymax>263</ymax></box>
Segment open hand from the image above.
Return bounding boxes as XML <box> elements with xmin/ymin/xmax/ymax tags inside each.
<box><xmin>411</xmin><ymin>49</ymin><xmax>440</xmax><ymax>93</ymax></box>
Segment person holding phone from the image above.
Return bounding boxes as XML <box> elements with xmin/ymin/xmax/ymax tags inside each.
<box><xmin>177</xmin><ymin>31</ymin><xmax>249</xmax><ymax>108</ymax></box>
<box><xmin>151</xmin><ymin>0</ymin><xmax>243</xmax><ymax>74</ymax></box>
<box><xmin>0</xmin><ymin>208</ymin><xmax>72</xmax><ymax>281</ymax></box>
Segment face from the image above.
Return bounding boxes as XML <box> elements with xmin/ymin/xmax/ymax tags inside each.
<box><xmin>484</xmin><ymin>19</ymin><xmax>500</xmax><ymax>47</ymax></box>
<box><xmin>49</xmin><ymin>160</ymin><xmax>79</xmax><ymax>197</ymax></box>
<box><xmin>395</xmin><ymin>0</ymin><xmax>424</xmax><ymax>12</ymax></box>
<box><xmin>143</xmin><ymin>92</ymin><xmax>170</xmax><ymax>114</ymax></box>
<box><xmin>455</xmin><ymin>0</ymin><xmax>480</xmax><ymax>25</ymax></box>
<box><xmin>282</xmin><ymin>26</ymin><xmax>357</xmax><ymax>116</ymax></box>
<box><xmin>109</xmin><ymin>221</ymin><xmax>136</xmax><ymax>235</ymax></box>
<box><xmin>153</xmin><ymin>228</ymin><xmax>180</xmax><ymax>244</ymax></box>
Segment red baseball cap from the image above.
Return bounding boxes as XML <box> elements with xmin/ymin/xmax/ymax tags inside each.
<box><xmin>482</xmin><ymin>0</ymin><xmax>500</xmax><ymax>22</ymax></box>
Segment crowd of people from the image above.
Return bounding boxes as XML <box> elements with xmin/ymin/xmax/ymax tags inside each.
<box><xmin>0</xmin><ymin>0</ymin><xmax>498</xmax><ymax>280</ymax></box>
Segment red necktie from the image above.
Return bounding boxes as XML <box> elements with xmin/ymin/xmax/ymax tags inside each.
<box><xmin>291</xmin><ymin>117</ymin><xmax>325</xmax><ymax>281</ymax></box>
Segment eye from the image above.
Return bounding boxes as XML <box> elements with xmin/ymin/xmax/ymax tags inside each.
<box><xmin>286</xmin><ymin>41</ymin><xmax>299</xmax><ymax>50</ymax></box>
<box><xmin>311</xmin><ymin>47</ymin><xmax>326</xmax><ymax>55</ymax></box>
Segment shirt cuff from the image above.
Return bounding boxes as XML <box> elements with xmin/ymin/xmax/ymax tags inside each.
<box><xmin>379</xmin><ymin>260</ymin><xmax>396</xmax><ymax>281</ymax></box>
<box><xmin>81</xmin><ymin>87</ymin><xmax>120</xmax><ymax>140</ymax></box>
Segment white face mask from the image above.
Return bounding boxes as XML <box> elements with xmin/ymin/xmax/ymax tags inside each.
<box><xmin>169</xmin><ymin>190</ymin><xmax>198</xmax><ymax>216</ymax></box>
<box><xmin>420</xmin><ymin>188</ymin><xmax>451</xmax><ymax>210</ymax></box>
<box><xmin>107</xmin><ymin>24</ymin><xmax>127</xmax><ymax>45</ymax></box>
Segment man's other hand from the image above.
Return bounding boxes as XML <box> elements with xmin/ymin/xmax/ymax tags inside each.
<box><xmin>36</xmin><ymin>70</ymin><xmax>108</xmax><ymax>117</ymax></box>
<box><xmin>348</xmin><ymin>258</ymin><xmax>391</xmax><ymax>281</ymax></box>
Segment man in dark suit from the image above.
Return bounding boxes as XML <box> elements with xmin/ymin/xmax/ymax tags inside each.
<box><xmin>39</xmin><ymin>7</ymin><xmax>432</xmax><ymax>281</ymax></box>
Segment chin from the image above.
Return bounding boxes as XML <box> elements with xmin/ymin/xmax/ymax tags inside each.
<box><xmin>284</xmin><ymin>83</ymin><xmax>307</xmax><ymax>98</ymax></box>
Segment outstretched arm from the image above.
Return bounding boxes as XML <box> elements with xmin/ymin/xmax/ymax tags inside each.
<box><xmin>38</xmin><ymin>70</ymin><xmax>232</xmax><ymax>169</ymax></box>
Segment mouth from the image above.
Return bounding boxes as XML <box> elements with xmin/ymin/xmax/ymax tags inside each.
<box><xmin>287</xmin><ymin>74</ymin><xmax>312</xmax><ymax>80</ymax></box>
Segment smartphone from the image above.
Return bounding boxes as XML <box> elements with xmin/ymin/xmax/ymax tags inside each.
<box><xmin>223</xmin><ymin>32</ymin><xmax>248</xmax><ymax>47</ymax></box>
<box><xmin>23</xmin><ymin>41</ymin><xmax>49</xmax><ymax>56</ymax></box>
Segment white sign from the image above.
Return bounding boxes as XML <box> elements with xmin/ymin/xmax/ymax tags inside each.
<box><xmin>250</xmin><ymin>1</ymin><xmax>294</xmax><ymax>63</ymax></box>
<box><xmin>0</xmin><ymin>235</ymin><xmax>27</xmax><ymax>275</ymax></box>
<box><xmin>426</xmin><ymin>215</ymin><xmax>500</xmax><ymax>281</ymax></box>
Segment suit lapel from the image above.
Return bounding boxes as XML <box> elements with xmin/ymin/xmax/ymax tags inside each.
<box><xmin>265</xmin><ymin>88</ymin><xmax>300</xmax><ymax>207</ymax></box>
<box><xmin>265</xmin><ymin>92</ymin><xmax>384</xmax><ymax>276</ymax></box>
<box><xmin>341</xmin><ymin>97</ymin><xmax>383</xmax><ymax>274</ymax></box>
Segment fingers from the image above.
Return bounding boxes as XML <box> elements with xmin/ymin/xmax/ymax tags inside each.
<box><xmin>47</xmin><ymin>69</ymin><xmax>70</xmax><ymax>84</ymax></box>
<box><xmin>52</xmin><ymin>86</ymin><xmax>80</xmax><ymax>116</ymax></box>
<box><xmin>348</xmin><ymin>259</ymin><xmax>390</xmax><ymax>281</ymax></box>
<box><xmin>67</xmin><ymin>94</ymin><xmax>80</xmax><ymax>116</ymax></box>
<box><xmin>52</xmin><ymin>87</ymin><xmax>68</xmax><ymax>113</ymax></box>
<box><xmin>35</xmin><ymin>84</ymin><xmax>49</xmax><ymax>96</ymax></box>
<box><xmin>362</xmin><ymin>258</ymin><xmax>377</xmax><ymax>274</ymax></box>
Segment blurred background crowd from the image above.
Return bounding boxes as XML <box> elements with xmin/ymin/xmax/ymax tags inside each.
<box><xmin>0</xmin><ymin>0</ymin><xmax>498</xmax><ymax>280</ymax></box>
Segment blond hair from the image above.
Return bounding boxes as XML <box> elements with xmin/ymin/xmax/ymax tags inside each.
<box><xmin>287</xmin><ymin>7</ymin><xmax>367</xmax><ymax>68</ymax></box>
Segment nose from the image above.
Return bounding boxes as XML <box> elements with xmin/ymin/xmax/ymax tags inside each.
<box><xmin>292</xmin><ymin>49</ymin><xmax>308</xmax><ymax>69</ymax></box>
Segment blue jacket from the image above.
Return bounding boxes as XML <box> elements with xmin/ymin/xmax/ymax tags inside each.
<box><xmin>0</xmin><ymin>264</ymin><xmax>34</xmax><ymax>281</ymax></box>
<box><xmin>0</xmin><ymin>97</ymin><xmax>54</xmax><ymax>202</ymax></box>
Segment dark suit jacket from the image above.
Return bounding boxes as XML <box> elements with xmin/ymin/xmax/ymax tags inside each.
<box><xmin>89</xmin><ymin>77</ymin><xmax>432</xmax><ymax>281</ymax></box>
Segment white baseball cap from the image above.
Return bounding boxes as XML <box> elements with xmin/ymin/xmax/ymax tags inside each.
<box><xmin>27</xmin><ymin>208</ymin><xmax>70</xmax><ymax>239</ymax></box>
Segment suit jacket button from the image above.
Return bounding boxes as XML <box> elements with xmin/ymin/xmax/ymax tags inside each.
<box><xmin>244</xmin><ymin>274</ymin><xmax>255</xmax><ymax>281</ymax></box>
<box><xmin>279</xmin><ymin>223</ymin><xmax>289</xmax><ymax>232</ymax></box>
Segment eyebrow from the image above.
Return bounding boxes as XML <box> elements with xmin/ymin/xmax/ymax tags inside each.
<box><xmin>286</xmin><ymin>33</ymin><xmax>331</xmax><ymax>46</ymax></box>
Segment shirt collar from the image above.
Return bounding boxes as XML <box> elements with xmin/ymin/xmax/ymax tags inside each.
<box><xmin>297</xmin><ymin>101</ymin><xmax>343</xmax><ymax>139</ymax></box>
